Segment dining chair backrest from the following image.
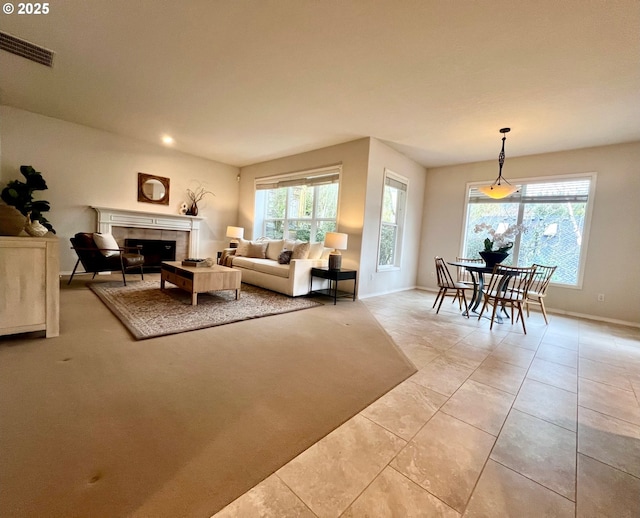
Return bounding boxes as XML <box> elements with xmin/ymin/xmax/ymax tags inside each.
<box><xmin>529</xmin><ymin>264</ymin><xmax>557</xmax><ymax>296</ymax></box>
<box><xmin>435</xmin><ymin>257</ymin><xmax>457</xmax><ymax>289</ymax></box>
<box><xmin>456</xmin><ymin>257</ymin><xmax>483</xmax><ymax>283</ymax></box>
<box><xmin>484</xmin><ymin>264</ymin><xmax>537</xmax><ymax>302</ymax></box>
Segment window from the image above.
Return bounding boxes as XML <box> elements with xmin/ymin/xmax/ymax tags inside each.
<box><xmin>378</xmin><ymin>170</ymin><xmax>408</xmax><ymax>270</ymax></box>
<box><xmin>255</xmin><ymin>166</ymin><xmax>340</xmax><ymax>242</ymax></box>
<box><xmin>462</xmin><ymin>174</ymin><xmax>596</xmax><ymax>287</ymax></box>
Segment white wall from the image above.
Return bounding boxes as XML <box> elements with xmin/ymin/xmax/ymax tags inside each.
<box><xmin>419</xmin><ymin>141</ymin><xmax>640</xmax><ymax>325</ymax></box>
<box><xmin>0</xmin><ymin>106</ymin><xmax>240</xmax><ymax>272</ymax></box>
<box><xmin>238</xmin><ymin>137</ymin><xmax>428</xmax><ymax>299</ymax></box>
<box><xmin>361</xmin><ymin>138</ymin><xmax>427</xmax><ymax>297</ymax></box>
<box><xmin>238</xmin><ymin>138</ymin><xmax>371</xmax><ymax>274</ymax></box>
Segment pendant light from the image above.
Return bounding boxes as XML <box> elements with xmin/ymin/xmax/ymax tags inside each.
<box><xmin>478</xmin><ymin>127</ymin><xmax>519</xmax><ymax>199</ymax></box>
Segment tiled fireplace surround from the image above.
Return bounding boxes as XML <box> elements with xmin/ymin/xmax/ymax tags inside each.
<box><xmin>92</xmin><ymin>206</ymin><xmax>204</xmax><ymax>261</ymax></box>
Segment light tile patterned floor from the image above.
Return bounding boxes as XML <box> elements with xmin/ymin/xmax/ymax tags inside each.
<box><xmin>213</xmin><ymin>290</ymin><xmax>640</xmax><ymax>517</ymax></box>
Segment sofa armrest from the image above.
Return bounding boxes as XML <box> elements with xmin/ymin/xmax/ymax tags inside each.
<box><xmin>288</xmin><ymin>258</ymin><xmax>329</xmax><ymax>277</ymax></box>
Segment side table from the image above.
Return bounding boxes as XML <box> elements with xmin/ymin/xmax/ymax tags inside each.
<box><xmin>310</xmin><ymin>267</ymin><xmax>357</xmax><ymax>305</ymax></box>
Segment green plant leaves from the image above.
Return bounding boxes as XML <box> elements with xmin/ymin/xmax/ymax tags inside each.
<box><xmin>1</xmin><ymin>165</ymin><xmax>55</xmax><ymax>233</ymax></box>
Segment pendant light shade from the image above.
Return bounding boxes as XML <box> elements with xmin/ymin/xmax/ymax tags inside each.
<box><xmin>478</xmin><ymin>128</ymin><xmax>519</xmax><ymax>199</ymax></box>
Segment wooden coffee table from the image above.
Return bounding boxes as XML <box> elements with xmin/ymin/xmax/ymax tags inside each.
<box><xmin>160</xmin><ymin>261</ymin><xmax>241</xmax><ymax>305</ymax></box>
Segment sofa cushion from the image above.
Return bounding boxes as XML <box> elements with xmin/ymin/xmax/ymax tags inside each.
<box><xmin>93</xmin><ymin>232</ymin><xmax>120</xmax><ymax>257</ymax></box>
<box><xmin>291</xmin><ymin>241</ymin><xmax>310</xmax><ymax>259</ymax></box>
<box><xmin>235</xmin><ymin>238</ymin><xmax>251</xmax><ymax>257</ymax></box>
<box><xmin>308</xmin><ymin>241</ymin><xmax>325</xmax><ymax>260</ymax></box>
<box><xmin>266</xmin><ymin>239</ymin><xmax>284</xmax><ymax>260</ymax></box>
<box><xmin>231</xmin><ymin>256</ymin><xmax>257</xmax><ymax>270</ymax></box>
<box><xmin>247</xmin><ymin>241</ymin><xmax>268</xmax><ymax>258</ymax></box>
<box><xmin>250</xmin><ymin>259</ymin><xmax>291</xmax><ymax>279</ymax></box>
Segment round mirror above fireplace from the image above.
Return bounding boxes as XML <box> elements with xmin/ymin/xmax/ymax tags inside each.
<box><xmin>138</xmin><ymin>172</ymin><xmax>170</xmax><ymax>205</ymax></box>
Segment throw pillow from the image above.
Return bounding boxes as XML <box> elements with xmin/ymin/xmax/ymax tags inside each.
<box><xmin>247</xmin><ymin>241</ymin><xmax>268</xmax><ymax>258</ymax></box>
<box><xmin>235</xmin><ymin>238</ymin><xmax>251</xmax><ymax>257</ymax></box>
<box><xmin>308</xmin><ymin>241</ymin><xmax>325</xmax><ymax>260</ymax></box>
<box><xmin>92</xmin><ymin>233</ymin><xmax>120</xmax><ymax>257</ymax></box>
<box><xmin>266</xmin><ymin>239</ymin><xmax>284</xmax><ymax>261</ymax></box>
<box><xmin>291</xmin><ymin>241</ymin><xmax>310</xmax><ymax>259</ymax></box>
<box><xmin>278</xmin><ymin>250</ymin><xmax>293</xmax><ymax>264</ymax></box>
<box><xmin>283</xmin><ymin>238</ymin><xmax>297</xmax><ymax>251</ymax></box>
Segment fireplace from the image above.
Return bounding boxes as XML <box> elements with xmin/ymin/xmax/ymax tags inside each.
<box><xmin>125</xmin><ymin>238</ymin><xmax>177</xmax><ymax>272</ymax></box>
<box><xmin>92</xmin><ymin>206</ymin><xmax>203</xmax><ymax>258</ymax></box>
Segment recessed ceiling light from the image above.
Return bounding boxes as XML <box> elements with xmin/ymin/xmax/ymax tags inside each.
<box><xmin>161</xmin><ymin>135</ymin><xmax>174</xmax><ymax>145</ymax></box>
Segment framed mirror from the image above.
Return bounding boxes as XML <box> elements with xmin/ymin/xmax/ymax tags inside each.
<box><xmin>138</xmin><ymin>172</ymin><xmax>170</xmax><ymax>205</ymax></box>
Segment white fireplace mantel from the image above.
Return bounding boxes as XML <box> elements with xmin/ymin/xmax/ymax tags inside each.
<box><xmin>92</xmin><ymin>206</ymin><xmax>205</xmax><ymax>257</ymax></box>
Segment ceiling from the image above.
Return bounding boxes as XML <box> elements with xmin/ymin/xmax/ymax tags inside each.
<box><xmin>1</xmin><ymin>0</ymin><xmax>639</xmax><ymax>168</ymax></box>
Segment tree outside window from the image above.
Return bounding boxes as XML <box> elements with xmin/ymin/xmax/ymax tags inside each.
<box><xmin>462</xmin><ymin>176</ymin><xmax>594</xmax><ymax>286</ymax></box>
<box><xmin>378</xmin><ymin>170</ymin><xmax>408</xmax><ymax>270</ymax></box>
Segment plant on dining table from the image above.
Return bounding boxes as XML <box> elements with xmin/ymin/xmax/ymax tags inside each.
<box><xmin>474</xmin><ymin>222</ymin><xmax>525</xmax><ymax>253</ymax></box>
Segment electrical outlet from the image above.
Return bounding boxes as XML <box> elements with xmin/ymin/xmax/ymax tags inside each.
<box><xmin>597</xmin><ymin>293</ymin><xmax>605</xmax><ymax>302</ymax></box>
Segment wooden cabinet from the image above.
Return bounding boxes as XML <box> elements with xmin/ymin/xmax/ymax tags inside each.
<box><xmin>0</xmin><ymin>235</ymin><xmax>60</xmax><ymax>338</ymax></box>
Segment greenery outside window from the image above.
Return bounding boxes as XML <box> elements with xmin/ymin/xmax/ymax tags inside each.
<box><xmin>255</xmin><ymin>166</ymin><xmax>340</xmax><ymax>242</ymax></box>
<box><xmin>462</xmin><ymin>174</ymin><xmax>596</xmax><ymax>287</ymax></box>
<box><xmin>378</xmin><ymin>169</ymin><xmax>408</xmax><ymax>270</ymax></box>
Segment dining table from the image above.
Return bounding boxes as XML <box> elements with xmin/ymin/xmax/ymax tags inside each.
<box><xmin>448</xmin><ymin>261</ymin><xmax>511</xmax><ymax>322</ymax></box>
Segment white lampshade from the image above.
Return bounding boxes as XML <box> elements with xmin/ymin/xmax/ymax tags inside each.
<box><xmin>226</xmin><ymin>226</ymin><xmax>244</xmax><ymax>239</ymax></box>
<box><xmin>325</xmin><ymin>232</ymin><xmax>348</xmax><ymax>250</ymax></box>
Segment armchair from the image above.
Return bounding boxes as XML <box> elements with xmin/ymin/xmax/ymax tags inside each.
<box><xmin>68</xmin><ymin>232</ymin><xmax>144</xmax><ymax>286</ymax></box>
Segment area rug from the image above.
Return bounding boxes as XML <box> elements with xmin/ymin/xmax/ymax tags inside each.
<box><xmin>89</xmin><ymin>280</ymin><xmax>323</xmax><ymax>339</ymax></box>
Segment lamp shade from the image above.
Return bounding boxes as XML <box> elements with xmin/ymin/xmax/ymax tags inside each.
<box><xmin>477</xmin><ymin>183</ymin><xmax>519</xmax><ymax>199</ymax></box>
<box><xmin>325</xmin><ymin>232</ymin><xmax>348</xmax><ymax>250</ymax></box>
<box><xmin>226</xmin><ymin>226</ymin><xmax>244</xmax><ymax>239</ymax></box>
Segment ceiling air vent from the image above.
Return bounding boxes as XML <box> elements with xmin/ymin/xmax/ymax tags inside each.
<box><xmin>0</xmin><ymin>31</ymin><xmax>54</xmax><ymax>67</ymax></box>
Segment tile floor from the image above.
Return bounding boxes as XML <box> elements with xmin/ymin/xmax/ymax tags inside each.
<box><xmin>213</xmin><ymin>290</ymin><xmax>640</xmax><ymax>517</ymax></box>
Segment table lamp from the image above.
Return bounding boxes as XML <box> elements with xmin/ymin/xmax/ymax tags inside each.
<box><xmin>226</xmin><ymin>226</ymin><xmax>244</xmax><ymax>248</ymax></box>
<box><xmin>324</xmin><ymin>232</ymin><xmax>348</xmax><ymax>270</ymax></box>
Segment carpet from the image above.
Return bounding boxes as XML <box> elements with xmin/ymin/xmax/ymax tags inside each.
<box><xmin>89</xmin><ymin>280</ymin><xmax>323</xmax><ymax>339</ymax></box>
<box><xmin>0</xmin><ymin>282</ymin><xmax>417</xmax><ymax>518</ymax></box>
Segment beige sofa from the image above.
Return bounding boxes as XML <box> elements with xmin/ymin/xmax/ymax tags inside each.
<box><xmin>222</xmin><ymin>238</ymin><xmax>330</xmax><ymax>297</ymax></box>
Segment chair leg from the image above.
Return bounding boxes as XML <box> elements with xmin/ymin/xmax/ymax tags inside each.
<box><xmin>489</xmin><ymin>301</ymin><xmax>499</xmax><ymax>330</ymax></box>
<box><xmin>67</xmin><ymin>258</ymin><xmax>82</xmax><ymax>285</ymax></box>
<box><xmin>433</xmin><ymin>288</ymin><xmax>445</xmax><ymax>310</ymax></box>
<box><xmin>436</xmin><ymin>288</ymin><xmax>448</xmax><ymax>314</ymax></box>
<box><xmin>432</xmin><ymin>289</ymin><xmax>441</xmax><ymax>309</ymax></box>
<box><xmin>459</xmin><ymin>290</ymin><xmax>469</xmax><ymax>318</ymax></box>
<box><xmin>540</xmin><ymin>299</ymin><xmax>549</xmax><ymax>324</ymax></box>
<box><xmin>517</xmin><ymin>302</ymin><xmax>527</xmax><ymax>334</ymax></box>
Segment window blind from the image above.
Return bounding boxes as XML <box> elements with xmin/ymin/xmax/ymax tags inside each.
<box><xmin>469</xmin><ymin>178</ymin><xmax>590</xmax><ymax>204</ymax></box>
<box><xmin>255</xmin><ymin>165</ymin><xmax>341</xmax><ymax>191</ymax></box>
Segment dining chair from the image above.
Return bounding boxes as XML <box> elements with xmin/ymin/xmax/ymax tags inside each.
<box><xmin>523</xmin><ymin>264</ymin><xmax>557</xmax><ymax>324</ymax></box>
<box><xmin>433</xmin><ymin>257</ymin><xmax>472</xmax><ymax>317</ymax></box>
<box><xmin>477</xmin><ymin>264</ymin><xmax>537</xmax><ymax>334</ymax></box>
<box><xmin>453</xmin><ymin>256</ymin><xmax>484</xmax><ymax>308</ymax></box>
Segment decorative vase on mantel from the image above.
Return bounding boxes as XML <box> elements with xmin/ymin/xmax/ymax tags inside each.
<box><xmin>186</xmin><ymin>202</ymin><xmax>198</xmax><ymax>216</ymax></box>
<box><xmin>479</xmin><ymin>250</ymin><xmax>509</xmax><ymax>268</ymax></box>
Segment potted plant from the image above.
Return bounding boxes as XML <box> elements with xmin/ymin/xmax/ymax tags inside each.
<box><xmin>0</xmin><ymin>165</ymin><xmax>56</xmax><ymax>234</ymax></box>
<box><xmin>185</xmin><ymin>185</ymin><xmax>215</xmax><ymax>216</ymax></box>
<box><xmin>474</xmin><ymin>222</ymin><xmax>524</xmax><ymax>266</ymax></box>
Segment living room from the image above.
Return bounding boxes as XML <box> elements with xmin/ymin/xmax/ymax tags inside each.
<box><xmin>1</xmin><ymin>1</ymin><xmax>639</xmax><ymax>516</ymax></box>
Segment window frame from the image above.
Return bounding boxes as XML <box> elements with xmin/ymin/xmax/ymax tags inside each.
<box><xmin>461</xmin><ymin>172</ymin><xmax>597</xmax><ymax>289</ymax></box>
<box><xmin>377</xmin><ymin>169</ymin><xmax>409</xmax><ymax>272</ymax></box>
<box><xmin>254</xmin><ymin>165</ymin><xmax>341</xmax><ymax>242</ymax></box>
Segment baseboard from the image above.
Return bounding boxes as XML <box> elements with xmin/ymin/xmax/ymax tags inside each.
<box><xmin>358</xmin><ymin>285</ymin><xmax>419</xmax><ymax>299</ymax></box>
<box><xmin>414</xmin><ymin>285</ymin><xmax>639</xmax><ymax>329</ymax></box>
